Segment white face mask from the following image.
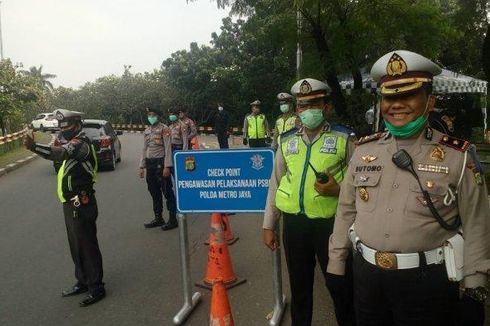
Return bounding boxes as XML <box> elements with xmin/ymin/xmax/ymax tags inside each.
<box><xmin>218</xmin><ymin>106</ymin><xmax>223</xmax><ymax>111</ymax></box>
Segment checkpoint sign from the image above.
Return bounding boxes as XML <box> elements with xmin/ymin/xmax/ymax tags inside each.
<box><xmin>174</xmin><ymin>149</ymin><xmax>274</xmax><ymax>213</ymax></box>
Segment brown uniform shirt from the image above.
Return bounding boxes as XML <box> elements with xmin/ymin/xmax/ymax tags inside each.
<box><xmin>263</xmin><ymin>123</ymin><xmax>356</xmax><ymax>230</ymax></box>
<box><xmin>170</xmin><ymin>121</ymin><xmax>190</xmax><ymax>150</ymax></box>
<box><xmin>180</xmin><ymin>117</ymin><xmax>198</xmax><ymax>140</ymax></box>
<box><xmin>139</xmin><ymin>123</ymin><xmax>173</xmax><ymax>168</ymax></box>
<box><xmin>327</xmin><ymin>127</ymin><xmax>490</xmax><ymax>288</ymax></box>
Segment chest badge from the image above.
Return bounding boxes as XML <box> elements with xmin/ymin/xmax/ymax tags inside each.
<box><xmin>320</xmin><ymin>136</ymin><xmax>337</xmax><ymax>154</ymax></box>
<box><xmin>287</xmin><ymin>138</ymin><xmax>299</xmax><ymax>155</ymax></box>
<box><xmin>426</xmin><ymin>180</ymin><xmax>435</xmax><ymax>188</ymax></box>
<box><xmin>361</xmin><ymin>155</ymin><xmax>377</xmax><ymax>163</ymax></box>
<box><xmin>430</xmin><ymin>146</ymin><xmax>445</xmax><ymax>162</ymax></box>
<box><xmin>359</xmin><ymin>187</ymin><xmax>369</xmax><ymax>202</ymax></box>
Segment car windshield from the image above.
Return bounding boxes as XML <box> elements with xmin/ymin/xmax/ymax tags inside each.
<box><xmin>83</xmin><ymin>124</ymin><xmax>105</xmax><ymax>138</ymax></box>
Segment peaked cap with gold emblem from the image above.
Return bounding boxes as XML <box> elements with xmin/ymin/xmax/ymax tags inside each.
<box><xmin>370</xmin><ymin>50</ymin><xmax>442</xmax><ymax>95</ymax></box>
<box><xmin>53</xmin><ymin>109</ymin><xmax>84</xmax><ymax>128</ymax></box>
<box><xmin>250</xmin><ymin>100</ymin><xmax>261</xmax><ymax>106</ymax></box>
<box><xmin>277</xmin><ymin>92</ymin><xmax>293</xmax><ymax>103</ymax></box>
<box><xmin>290</xmin><ymin>78</ymin><xmax>331</xmax><ymax>105</ymax></box>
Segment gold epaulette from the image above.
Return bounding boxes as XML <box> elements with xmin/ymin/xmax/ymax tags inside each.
<box><xmin>355</xmin><ymin>132</ymin><xmax>386</xmax><ymax>146</ymax></box>
<box><xmin>439</xmin><ymin>135</ymin><xmax>470</xmax><ymax>152</ymax></box>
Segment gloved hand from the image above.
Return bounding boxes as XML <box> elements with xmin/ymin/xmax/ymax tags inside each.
<box><xmin>457</xmin><ymin>293</ymin><xmax>485</xmax><ymax>326</ymax></box>
<box><xmin>242</xmin><ymin>138</ymin><xmax>248</xmax><ymax>146</ymax></box>
<box><xmin>325</xmin><ymin>272</ymin><xmax>356</xmax><ymax>325</ymax></box>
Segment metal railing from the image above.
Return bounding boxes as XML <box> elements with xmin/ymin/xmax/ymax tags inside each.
<box><xmin>0</xmin><ymin>128</ymin><xmax>28</xmax><ymax>155</ymax></box>
<box><xmin>113</xmin><ymin>124</ymin><xmax>243</xmax><ymax>135</ymax></box>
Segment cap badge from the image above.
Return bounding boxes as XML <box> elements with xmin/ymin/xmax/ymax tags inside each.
<box><xmin>386</xmin><ymin>53</ymin><xmax>407</xmax><ymax>76</ymax></box>
<box><xmin>300</xmin><ymin>80</ymin><xmax>312</xmax><ymax>95</ymax></box>
<box><xmin>55</xmin><ymin>111</ymin><xmax>64</xmax><ymax>120</ymax></box>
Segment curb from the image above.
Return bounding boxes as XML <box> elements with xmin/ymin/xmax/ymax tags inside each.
<box><xmin>0</xmin><ymin>154</ymin><xmax>39</xmax><ymax>178</ymax></box>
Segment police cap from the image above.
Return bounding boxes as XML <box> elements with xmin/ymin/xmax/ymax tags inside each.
<box><xmin>370</xmin><ymin>50</ymin><xmax>442</xmax><ymax>96</ymax></box>
<box><xmin>53</xmin><ymin>109</ymin><xmax>84</xmax><ymax>128</ymax></box>
<box><xmin>250</xmin><ymin>100</ymin><xmax>261</xmax><ymax>106</ymax></box>
<box><xmin>277</xmin><ymin>92</ymin><xmax>293</xmax><ymax>103</ymax></box>
<box><xmin>291</xmin><ymin>78</ymin><xmax>331</xmax><ymax>105</ymax></box>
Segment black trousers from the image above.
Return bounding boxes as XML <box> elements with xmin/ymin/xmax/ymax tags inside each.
<box><xmin>63</xmin><ymin>198</ymin><xmax>104</xmax><ymax>292</ymax></box>
<box><xmin>216</xmin><ymin>131</ymin><xmax>229</xmax><ymax>149</ymax></box>
<box><xmin>249</xmin><ymin>138</ymin><xmax>267</xmax><ymax>147</ymax></box>
<box><xmin>353</xmin><ymin>253</ymin><xmax>459</xmax><ymax>326</ymax></box>
<box><xmin>146</xmin><ymin>158</ymin><xmax>176</xmax><ymax>219</ymax></box>
<box><xmin>283</xmin><ymin>213</ymin><xmax>355</xmax><ymax>326</ymax></box>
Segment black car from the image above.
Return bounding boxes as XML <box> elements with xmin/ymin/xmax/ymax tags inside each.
<box><xmin>54</xmin><ymin>120</ymin><xmax>123</xmax><ymax>172</ymax></box>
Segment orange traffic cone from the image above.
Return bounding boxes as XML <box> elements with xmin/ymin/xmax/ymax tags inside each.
<box><xmin>196</xmin><ymin>213</ymin><xmax>246</xmax><ymax>290</ymax></box>
<box><xmin>205</xmin><ymin>213</ymin><xmax>239</xmax><ymax>245</ymax></box>
<box><xmin>209</xmin><ymin>280</ymin><xmax>234</xmax><ymax>326</ymax></box>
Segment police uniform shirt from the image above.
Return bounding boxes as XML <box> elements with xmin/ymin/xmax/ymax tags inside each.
<box><xmin>140</xmin><ymin>122</ymin><xmax>173</xmax><ymax>168</ymax></box>
<box><xmin>170</xmin><ymin>121</ymin><xmax>190</xmax><ymax>150</ymax></box>
<box><xmin>328</xmin><ymin>128</ymin><xmax>490</xmax><ymax>288</ymax></box>
<box><xmin>263</xmin><ymin>123</ymin><xmax>356</xmax><ymax>229</ymax></box>
<box><xmin>180</xmin><ymin>117</ymin><xmax>198</xmax><ymax>139</ymax></box>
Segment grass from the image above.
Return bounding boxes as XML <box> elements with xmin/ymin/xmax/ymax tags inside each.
<box><xmin>0</xmin><ymin>132</ymin><xmax>53</xmax><ymax>169</ymax></box>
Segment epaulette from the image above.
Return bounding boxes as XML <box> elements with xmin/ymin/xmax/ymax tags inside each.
<box><xmin>439</xmin><ymin>135</ymin><xmax>470</xmax><ymax>152</ymax></box>
<box><xmin>279</xmin><ymin>127</ymin><xmax>299</xmax><ymax>142</ymax></box>
<box><xmin>355</xmin><ymin>132</ymin><xmax>385</xmax><ymax>146</ymax></box>
<box><xmin>466</xmin><ymin>144</ymin><xmax>485</xmax><ymax>185</ymax></box>
<box><xmin>331</xmin><ymin>123</ymin><xmax>356</xmax><ymax>137</ymax></box>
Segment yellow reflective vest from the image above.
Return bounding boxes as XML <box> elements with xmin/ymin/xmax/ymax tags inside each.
<box><xmin>247</xmin><ymin>114</ymin><xmax>267</xmax><ymax>139</ymax></box>
<box><xmin>275</xmin><ymin>114</ymin><xmax>298</xmax><ymax>135</ymax></box>
<box><xmin>275</xmin><ymin>128</ymin><xmax>349</xmax><ymax>218</ymax></box>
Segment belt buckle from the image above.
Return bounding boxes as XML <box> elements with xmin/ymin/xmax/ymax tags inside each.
<box><xmin>375</xmin><ymin>251</ymin><xmax>398</xmax><ymax>270</ymax></box>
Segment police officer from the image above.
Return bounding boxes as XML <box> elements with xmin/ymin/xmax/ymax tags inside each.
<box><xmin>263</xmin><ymin>78</ymin><xmax>356</xmax><ymax>326</ymax></box>
<box><xmin>328</xmin><ymin>50</ymin><xmax>490</xmax><ymax>325</ymax></box>
<box><xmin>271</xmin><ymin>92</ymin><xmax>300</xmax><ymax>150</ymax></box>
<box><xmin>242</xmin><ymin>100</ymin><xmax>270</xmax><ymax>147</ymax></box>
<box><xmin>214</xmin><ymin>104</ymin><xmax>230</xmax><ymax>149</ymax></box>
<box><xmin>139</xmin><ymin>108</ymin><xmax>177</xmax><ymax>231</ymax></box>
<box><xmin>178</xmin><ymin>108</ymin><xmax>198</xmax><ymax>149</ymax></box>
<box><xmin>24</xmin><ymin>109</ymin><xmax>105</xmax><ymax>307</ymax></box>
<box><xmin>168</xmin><ymin>108</ymin><xmax>191</xmax><ymax>151</ymax></box>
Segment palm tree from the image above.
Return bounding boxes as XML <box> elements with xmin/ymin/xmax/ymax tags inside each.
<box><xmin>20</xmin><ymin>65</ymin><xmax>56</xmax><ymax>91</ymax></box>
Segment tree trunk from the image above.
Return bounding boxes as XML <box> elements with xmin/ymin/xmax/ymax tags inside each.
<box><xmin>482</xmin><ymin>23</ymin><xmax>490</xmax><ymax>82</ymax></box>
<box><xmin>352</xmin><ymin>69</ymin><xmax>363</xmax><ymax>90</ymax></box>
<box><xmin>0</xmin><ymin>117</ymin><xmax>5</xmax><ymax>136</ymax></box>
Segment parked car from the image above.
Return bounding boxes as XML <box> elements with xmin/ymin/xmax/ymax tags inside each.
<box><xmin>31</xmin><ymin>113</ymin><xmax>59</xmax><ymax>131</ymax></box>
<box><xmin>53</xmin><ymin>119</ymin><xmax>123</xmax><ymax>172</ymax></box>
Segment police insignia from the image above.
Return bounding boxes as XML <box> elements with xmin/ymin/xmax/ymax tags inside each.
<box><xmin>300</xmin><ymin>80</ymin><xmax>312</xmax><ymax>95</ymax></box>
<box><xmin>361</xmin><ymin>155</ymin><xmax>377</xmax><ymax>163</ymax></box>
<box><xmin>430</xmin><ymin>146</ymin><xmax>445</xmax><ymax>162</ymax></box>
<box><xmin>386</xmin><ymin>53</ymin><xmax>407</xmax><ymax>76</ymax></box>
<box><xmin>320</xmin><ymin>136</ymin><xmax>337</xmax><ymax>153</ymax></box>
<box><xmin>250</xmin><ymin>154</ymin><xmax>265</xmax><ymax>171</ymax></box>
<box><xmin>359</xmin><ymin>187</ymin><xmax>369</xmax><ymax>202</ymax></box>
<box><xmin>185</xmin><ymin>156</ymin><xmax>196</xmax><ymax>171</ymax></box>
<box><xmin>287</xmin><ymin>138</ymin><xmax>299</xmax><ymax>155</ymax></box>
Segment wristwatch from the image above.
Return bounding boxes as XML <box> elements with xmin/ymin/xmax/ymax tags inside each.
<box><xmin>464</xmin><ymin>287</ymin><xmax>489</xmax><ymax>302</ymax></box>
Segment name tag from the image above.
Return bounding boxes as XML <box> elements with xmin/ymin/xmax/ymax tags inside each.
<box><xmin>287</xmin><ymin>138</ymin><xmax>299</xmax><ymax>154</ymax></box>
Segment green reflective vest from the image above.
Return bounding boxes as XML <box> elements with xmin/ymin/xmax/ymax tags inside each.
<box><xmin>275</xmin><ymin>129</ymin><xmax>348</xmax><ymax>218</ymax></box>
<box><xmin>275</xmin><ymin>114</ymin><xmax>297</xmax><ymax>135</ymax></box>
<box><xmin>247</xmin><ymin>114</ymin><xmax>266</xmax><ymax>139</ymax></box>
<box><xmin>57</xmin><ymin>144</ymin><xmax>98</xmax><ymax>203</ymax></box>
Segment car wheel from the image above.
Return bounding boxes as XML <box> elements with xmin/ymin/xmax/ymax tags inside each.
<box><xmin>108</xmin><ymin>151</ymin><xmax>116</xmax><ymax>171</ymax></box>
<box><xmin>116</xmin><ymin>147</ymin><xmax>121</xmax><ymax>163</ymax></box>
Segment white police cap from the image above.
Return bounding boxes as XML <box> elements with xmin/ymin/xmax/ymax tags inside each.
<box><xmin>250</xmin><ymin>100</ymin><xmax>261</xmax><ymax>106</ymax></box>
<box><xmin>370</xmin><ymin>50</ymin><xmax>442</xmax><ymax>95</ymax></box>
<box><xmin>53</xmin><ymin>109</ymin><xmax>84</xmax><ymax>127</ymax></box>
<box><xmin>290</xmin><ymin>78</ymin><xmax>330</xmax><ymax>104</ymax></box>
<box><xmin>277</xmin><ymin>92</ymin><xmax>293</xmax><ymax>103</ymax></box>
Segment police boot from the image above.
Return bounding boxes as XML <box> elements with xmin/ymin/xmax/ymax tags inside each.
<box><xmin>144</xmin><ymin>215</ymin><xmax>165</xmax><ymax>228</ymax></box>
<box><xmin>161</xmin><ymin>213</ymin><xmax>178</xmax><ymax>231</ymax></box>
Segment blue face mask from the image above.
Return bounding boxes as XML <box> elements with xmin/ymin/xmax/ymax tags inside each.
<box><xmin>61</xmin><ymin>126</ymin><xmax>79</xmax><ymax>140</ymax></box>
<box><xmin>169</xmin><ymin>115</ymin><xmax>177</xmax><ymax>122</ymax></box>
<box><xmin>148</xmin><ymin>116</ymin><xmax>159</xmax><ymax>125</ymax></box>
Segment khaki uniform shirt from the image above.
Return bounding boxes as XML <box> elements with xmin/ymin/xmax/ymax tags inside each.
<box><xmin>328</xmin><ymin>128</ymin><xmax>490</xmax><ymax>288</ymax></box>
<box><xmin>263</xmin><ymin>122</ymin><xmax>356</xmax><ymax>230</ymax></box>
<box><xmin>139</xmin><ymin>123</ymin><xmax>173</xmax><ymax>168</ymax></box>
<box><xmin>180</xmin><ymin>117</ymin><xmax>198</xmax><ymax>140</ymax></box>
<box><xmin>170</xmin><ymin>121</ymin><xmax>190</xmax><ymax>150</ymax></box>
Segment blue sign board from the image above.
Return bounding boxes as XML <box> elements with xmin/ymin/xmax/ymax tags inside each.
<box><xmin>174</xmin><ymin>149</ymin><xmax>274</xmax><ymax>213</ymax></box>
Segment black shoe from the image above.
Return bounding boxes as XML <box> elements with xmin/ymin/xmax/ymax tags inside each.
<box><xmin>79</xmin><ymin>289</ymin><xmax>106</xmax><ymax>307</ymax></box>
<box><xmin>161</xmin><ymin>221</ymin><xmax>178</xmax><ymax>231</ymax></box>
<box><xmin>62</xmin><ymin>284</ymin><xmax>88</xmax><ymax>297</ymax></box>
<box><xmin>144</xmin><ymin>218</ymin><xmax>165</xmax><ymax>228</ymax></box>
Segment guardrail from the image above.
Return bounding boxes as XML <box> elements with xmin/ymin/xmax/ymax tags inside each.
<box><xmin>0</xmin><ymin>128</ymin><xmax>29</xmax><ymax>155</ymax></box>
<box><xmin>113</xmin><ymin>124</ymin><xmax>243</xmax><ymax>135</ymax></box>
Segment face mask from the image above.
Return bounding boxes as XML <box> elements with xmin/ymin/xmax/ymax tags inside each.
<box><xmin>61</xmin><ymin>126</ymin><xmax>79</xmax><ymax>140</ymax></box>
<box><xmin>169</xmin><ymin>115</ymin><xmax>177</xmax><ymax>122</ymax></box>
<box><xmin>218</xmin><ymin>106</ymin><xmax>223</xmax><ymax>111</ymax></box>
<box><xmin>384</xmin><ymin>98</ymin><xmax>430</xmax><ymax>138</ymax></box>
<box><xmin>299</xmin><ymin>109</ymin><xmax>324</xmax><ymax>129</ymax></box>
<box><xmin>280</xmin><ymin>104</ymin><xmax>289</xmax><ymax>113</ymax></box>
<box><xmin>148</xmin><ymin>116</ymin><xmax>159</xmax><ymax>125</ymax></box>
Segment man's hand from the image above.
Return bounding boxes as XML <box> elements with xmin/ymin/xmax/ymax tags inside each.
<box><xmin>263</xmin><ymin>228</ymin><xmax>280</xmax><ymax>251</ymax></box>
<box><xmin>314</xmin><ymin>173</ymin><xmax>340</xmax><ymax>196</ymax></box>
<box><xmin>138</xmin><ymin>168</ymin><xmax>145</xmax><ymax>178</ymax></box>
<box><xmin>23</xmin><ymin>133</ymin><xmax>35</xmax><ymax>150</ymax></box>
<box><xmin>162</xmin><ymin>167</ymin><xmax>171</xmax><ymax>177</ymax></box>
<box><xmin>242</xmin><ymin>138</ymin><xmax>248</xmax><ymax>146</ymax></box>
<box><xmin>458</xmin><ymin>292</ymin><xmax>485</xmax><ymax>326</ymax></box>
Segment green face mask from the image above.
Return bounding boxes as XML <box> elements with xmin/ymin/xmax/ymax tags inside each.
<box><xmin>148</xmin><ymin>116</ymin><xmax>158</xmax><ymax>125</ymax></box>
<box><xmin>299</xmin><ymin>109</ymin><xmax>324</xmax><ymax>129</ymax></box>
<box><xmin>385</xmin><ymin>115</ymin><xmax>426</xmax><ymax>138</ymax></box>
<box><xmin>279</xmin><ymin>104</ymin><xmax>289</xmax><ymax>113</ymax></box>
<box><xmin>169</xmin><ymin>114</ymin><xmax>177</xmax><ymax>122</ymax></box>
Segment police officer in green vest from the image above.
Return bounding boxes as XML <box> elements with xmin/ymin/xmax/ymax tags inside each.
<box><xmin>263</xmin><ymin>79</ymin><xmax>356</xmax><ymax>326</ymax></box>
<box><xmin>24</xmin><ymin>109</ymin><xmax>105</xmax><ymax>307</ymax></box>
<box><xmin>242</xmin><ymin>100</ymin><xmax>270</xmax><ymax>147</ymax></box>
<box><xmin>271</xmin><ymin>92</ymin><xmax>300</xmax><ymax>150</ymax></box>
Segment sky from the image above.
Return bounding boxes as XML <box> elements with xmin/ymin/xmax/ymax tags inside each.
<box><xmin>1</xmin><ymin>0</ymin><xmax>229</xmax><ymax>88</ymax></box>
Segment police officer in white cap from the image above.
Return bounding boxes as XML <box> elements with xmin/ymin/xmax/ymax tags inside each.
<box><xmin>271</xmin><ymin>92</ymin><xmax>300</xmax><ymax>150</ymax></box>
<box><xmin>242</xmin><ymin>100</ymin><xmax>270</xmax><ymax>147</ymax></box>
<box><xmin>328</xmin><ymin>50</ymin><xmax>490</xmax><ymax>325</ymax></box>
<box><xmin>263</xmin><ymin>78</ymin><xmax>356</xmax><ymax>325</ymax></box>
<box><xmin>24</xmin><ymin>109</ymin><xmax>106</xmax><ymax>307</ymax></box>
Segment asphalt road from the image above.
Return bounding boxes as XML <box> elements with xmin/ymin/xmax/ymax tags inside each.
<box><xmin>0</xmin><ymin>133</ymin><xmax>336</xmax><ymax>326</ymax></box>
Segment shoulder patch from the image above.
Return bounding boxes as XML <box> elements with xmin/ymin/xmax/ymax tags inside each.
<box><xmin>331</xmin><ymin>124</ymin><xmax>356</xmax><ymax>137</ymax></box>
<box><xmin>439</xmin><ymin>135</ymin><xmax>470</xmax><ymax>152</ymax></box>
<box><xmin>355</xmin><ymin>132</ymin><xmax>385</xmax><ymax>146</ymax></box>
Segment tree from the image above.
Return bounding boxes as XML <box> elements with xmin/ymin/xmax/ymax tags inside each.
<box><xmin>20</xmin><ymin>65</ymin><xmax>57</xmax><ymax>91</ymax></box>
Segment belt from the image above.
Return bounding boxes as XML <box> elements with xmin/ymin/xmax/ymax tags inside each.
<box><xmin>349</xmin><ymin>226</ymin><xmax>444</xmax><ymax>270</ymax></box>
